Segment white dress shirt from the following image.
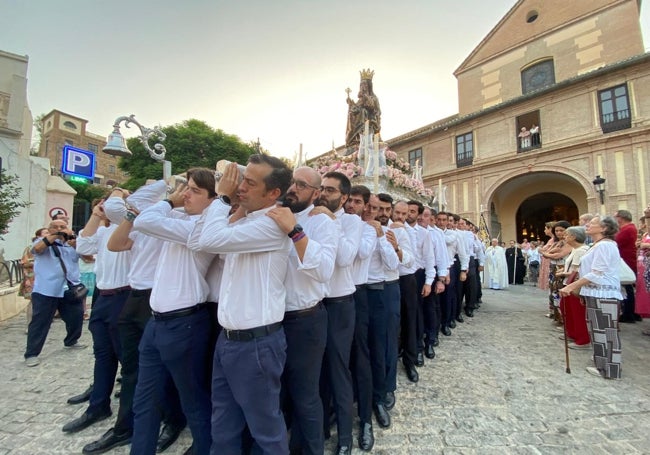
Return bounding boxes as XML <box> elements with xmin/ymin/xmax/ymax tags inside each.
<box><xmin>285</xmin><ymin>205</ymin><xmax>339</xmax><ymax>311</ymax></box>
<box><xmin>327</xmin><ymin>209</ymin><xmax>364</xmax><ymax>298</ymax></box>
<box><xmin>188</xmin><ymin>199</ymin><xmax>291</xmax><ymax>330</ymax></box>
<box><xmin>367</xmin><ymin>227</ymin><xmax>399</xmax><ymax>284</ymax></box>
<box><xmin>351</xmin><ymin>223</ymin><xmax>377</xmax><ymax>286</ymax></box>
<box><xmin>444</xmin><ymin>228</ymin><xmax>470</xmax><ymax>271</ymax></box>
<box><xmin>428</xmin><ymin>225</ymin><xmax>450</xmax><ymax>278</ymax></box>
<box><xmin>398</xmin><ymin>223</ymin><xmax>419</xmax><ymax>276</ymax></box>
<box><xmin>77</xmin><ymin>222</ymin><xmax>131</xmax><ymax>291</ymax></box>
<box><xmin>104</xmin><ymin>194</ymin><xmax>163</xmax><ymax>291</ymax></box>
<box><xmin>133</xmin><ymin>200</ymin><xmax>214</xmax><ymax>312</ymax></box>
<box><xmin>384</xmin><ymin>226</ymin><xmax>412</xmax><ymax>282</ymax></box>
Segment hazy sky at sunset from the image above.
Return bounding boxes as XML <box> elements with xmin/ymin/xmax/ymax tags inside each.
<box><xmin>2</xmin><ymin>0</ymin><xmax>649</xmax><ymax>161</ymax></box>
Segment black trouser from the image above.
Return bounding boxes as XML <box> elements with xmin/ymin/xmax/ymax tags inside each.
<box><xmin>282</xmin><ymin>303</ymin><xmax>327</xmax><ymax>455</ymax></box>
<box><xmin>114</xmin><ymin>289</ymin><xmax>185</xmax><ymax>436</ymax></box>
<box><xmin>459</xmin><ymin>257</ymin><xmax>478</xmax><ymax>314</ymax></box>
<box><xmin>621</xmin><ymin>284</ymin><xmax>637</xmax><ymax>319</ymax></box>
<box><xmin>414</xmin><ymin>269</ymin><xmax>426</xmax><ymax>353</ymax></box>
<box><xmin>423</xmin><ymin>289</ymin><xmax>441</xmax><ymax>344</ymax></box>
<box><xmin>321</xmin><ymin>295</ymin><xmax>355</xmax><ymax>447</ymax></box>
<box><xmin>399</xmin><ymin>274</ymin><xmax>418</xmax><ymax>368</ymax></box>
<box><xmin>366</xmin><ymin>286</ymin><xmax>387</xmax><ymax>406</ymax></box>
<box><xmin>351</xmin><ymin>285</ymin><xmax>372</xmax><ymax>424</ymax></box>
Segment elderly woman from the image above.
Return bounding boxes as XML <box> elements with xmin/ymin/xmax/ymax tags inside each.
<box><xmin>557</xmin><ymin>226</ymin><xmax>590</xmax><ymax>349</ymax></box>
<box><xmin>560</xmin><ymin>216</ymin><xmax>623</xmax><ymax>380</ymax></box>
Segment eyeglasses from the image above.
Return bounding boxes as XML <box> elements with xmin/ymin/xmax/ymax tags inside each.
<box><xmin>320</xmin><ymin>186</ymin><xmax>340</xmax><ymax>195</ymax></box>
<box><xmin>291</xmin><ymin>179</ymin><xmax>319</xmax><ymax>191</ymax></box>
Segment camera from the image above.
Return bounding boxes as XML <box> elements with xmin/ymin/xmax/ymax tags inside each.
<box><xmin>55</xmin><ymin>231</ymin><xmax>76</xmax><ymax>241</ymax></box>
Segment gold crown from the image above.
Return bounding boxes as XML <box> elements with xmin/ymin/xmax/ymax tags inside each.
<box><xmin>360</xmin><ymin>68</ymin><xmax>375</xmax><ymax>81</ymax></box>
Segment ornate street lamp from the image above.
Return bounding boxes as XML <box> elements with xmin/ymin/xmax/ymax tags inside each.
<box><xmin>592</xmin><ymin>175</ymin><xmax>606</xmax><ymax>205</ymax></box>
<box><xmin>103</xmin><ymin>114</ymin><xmax>166</xmax><ymax>161</ymax></box>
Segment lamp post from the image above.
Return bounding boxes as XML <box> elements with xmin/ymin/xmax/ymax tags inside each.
<box><xmin>592</xmin><ymin>175</ymin><xmax>606</xmax><ymax>205</ymax></box>
<box><xmin>103</xmin><ymin>114</ymin><xmax>171</xmax><ymax>179</ymax></box>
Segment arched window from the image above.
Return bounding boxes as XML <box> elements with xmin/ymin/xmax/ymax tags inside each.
<box><xmin>63</xmin><ymin>120</ymin><xmax>77</xmax><ymax>130</ymax></box>
<box><xmin>521</xmin><ymin>60</ymin><xmax>555</xmax><ymax>94</ymax></box>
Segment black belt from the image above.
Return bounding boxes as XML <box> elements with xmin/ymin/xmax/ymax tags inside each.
<box><xmin>385</xmin><ymin>279</ymin><xmax>399</xmax><ymax>285</ymax></box>
<box><xmin>130</xmin><ymin>288</ymin><xmax>152</xmax><ymax>297</ymax></box>
<box><xmin>323</xmin><ymin>295</ymin><xmax>353</xmax><ymax>305</ymax></box>
<box><xmin>223</xmin><ymin>322</ymin><xmax>282</xmax><ymax>342</ymax></box>
<box><xmin>284</xmin><ymin>302</ymin><xmax>322</xmax><ymax>321</ymax></box>
<box><xmin>151</xmin><ymin>303</ymin><xmax>206</xmax><ymax>321</ymax></box>
<box><xmin>355</xmin><ymin>284</ymin><xmax>368</xmax><ymax>291</ymax></box>
<box><xmin>100</xmin><ymin>286</ymin><xmax>131</xmax><ymax>296</ymax></box>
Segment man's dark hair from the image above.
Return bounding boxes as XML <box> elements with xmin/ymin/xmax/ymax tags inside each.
<box><xmin>186</xmin><ymin>167</ymin><xmax>217</xmax><ymax>199</ymax></box>
<box><xmin>248</xmin><ymin>154</ymin><xmax>292</xmax><ymax>196</ymax></box>
<box><xmin>323</xmin><ymin>171</ymin><xmax>352</xmax><ymax>196</ymax></box>
<box><xmin>615</xmin><ymin>209</ymin><xmax>633</xmax><ymax>222</ymax></box>
<box><xmin>377</xmin><ymin>193</ymin><xmax>393</xmax><ymax>205</ymax></box>
<box><xmin>451</xmin><ymin>213</ymin><xmax>460</xmax><ymax>222</ymax></box>
<box><xmin>407</xmin><ymin>200</ymin><xmax>424</xmax><ymax>214</ymax></box>
<box><xmin>437</xmin><ymin>211</ymin><xmax>448</xmax><ymax>217</ymax></box>
<box><xmin>350</xmin><ymin>185</ymin><xmax>371</xmax><ymax>204</ymax></box>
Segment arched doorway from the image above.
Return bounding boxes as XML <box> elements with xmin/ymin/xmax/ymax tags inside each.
<box><xmin>515</xmin><ymin>193</ymin><xmax>579</xmax><ymax>243</ymax></box>
<box><xmin>486</xmin><ymin>171</ymin><xmax>587</xmax><ymax>245</ymax></box>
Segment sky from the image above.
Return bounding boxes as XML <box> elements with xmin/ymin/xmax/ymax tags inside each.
<box><xmin>2</xmin><ymin>0</ymin><xmax>649</xmax><ymax>162</ymax></box>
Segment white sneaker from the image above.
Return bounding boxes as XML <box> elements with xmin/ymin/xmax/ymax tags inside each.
<box><xmin>25</xmin><ymin>357</ymin><xmax>40</xmax><ymax>367</ymax></box>
<box><xmin>568</xmin><ymin>342</ymin><xmax>591</xmax><ymax>350</ymax></box>
<box><xmin>586</xmin><ymin>366</ymin><xmax>602</xmax><ymax>377</ymax></box>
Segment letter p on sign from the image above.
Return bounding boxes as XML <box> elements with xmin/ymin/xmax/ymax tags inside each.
<box><xmin>61</xmin><ymin>145</ymin><xmax>95</xmax><ymax>180</ymax></box>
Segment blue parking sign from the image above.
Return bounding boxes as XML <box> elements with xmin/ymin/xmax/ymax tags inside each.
<box><xmin>61</xmin><ymin>145</ymin><xmax>95</xmax><ymax>180</ymax></box>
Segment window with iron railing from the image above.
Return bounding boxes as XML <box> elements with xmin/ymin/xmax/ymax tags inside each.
<box><xmin>598</xmin><ymin>84</ymin><xmax>631</xmax><ymax>133</ymax></box>
<box><xmin>456</xmin><ymin>132</ymin><xmax>473</xmax><ymax>167</ymax></box>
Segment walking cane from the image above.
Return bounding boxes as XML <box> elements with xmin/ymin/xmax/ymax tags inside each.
<box><xmin>560</xmin><ymin>294</ymin><xmax>571</xmax><ymax>374</ymax></box>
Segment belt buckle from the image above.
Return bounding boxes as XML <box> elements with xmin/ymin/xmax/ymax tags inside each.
<box><xmin>225</xmin><ymin>329</ymin><xmax>233</xmax><ymax>340</ymax></box>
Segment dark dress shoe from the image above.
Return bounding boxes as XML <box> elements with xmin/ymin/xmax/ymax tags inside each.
<box><xmin>373</xmin><ymin>404</ymin><xmax>391</xmax><ymax>428</ymax></box>
<box><xmin>618</xmin><ymin>315</ymin><xmax>636</xmax><ymax>323</ymax></box>
<box><xmin>182</xmin><ymin>445</ymin><xmax>193</xmax><ymax>455</ymax></box>
<box><xmin>67</xmin><ymin>384</ymin><xmax>93</xmax><ymax>405</ymax></box>
<box><xmin>405</xmin><ymin>364</ymin><xmax>419</xmax><ymax>383</ymax></box>
<box><xmin>441</xmin><ymin>326</ymin><xmax>452</xmax><ymax>336</ymax></box>
<box><xmin>336</xmin><ymin>445</ymin><xmax>351</xmax><ymax>455</ymax></box>
<box><xmin>82</xmin><ymin>428</ymin><xmax>131</xmax><ymax>454</ymax></box>
<box><xmin>449</xmin><ymin>320</ymin><xmax>457</xmax><ymax>329</ymax></box>
<box><xmin>385</xmin><ymin>391</ymin><xmax>395</xmax><ymax>410</ymax></box>
<box><xmin>456</xmin><ymin>315</ymin><xmax>464</xmax><ymax>323</ymax></box>
<box><xmin>432</xmin><ymin>338</ymin><xmax>440</xmax><ymax>347</ymax></box>
<box><xmin>358</xmin><ymin>422</ymin><xmax>374</xmax><ymax>451</ymax></box>
<box><xmin>62</xmin><ymin>410</ymin><xmax>112</xmax><ymax>433</ymax></box>
<box><xmin>465</xmin><ymin>310</ymin><xmax>474</xmax><ymax>318</ymax></box>
<box><xmin>415</xmin><ymin>351</ymin><xmax>424</xmax><ymax>367</ymax></box>
<box><xmin>425</xmin><ymin>344</ymin><xmax>436</xmax><ymax>359</ymax></box>
<box><xmin>634</xmin><ymin>313</ymin><xmax>643</xmax><ymax>321</ymax></box>
<box><xmin>157</xmin><ymin>423</ymin><xmax>185</xmax><ymax>452</ymax></box>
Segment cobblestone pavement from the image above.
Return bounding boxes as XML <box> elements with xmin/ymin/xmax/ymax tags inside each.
<box><xmin>1</xmin><ymin>284</ymin><xmax>650</xmax><ymax>454</ymax></box>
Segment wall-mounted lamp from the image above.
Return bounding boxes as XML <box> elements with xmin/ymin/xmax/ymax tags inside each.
<box><xmin>592</xmin><ymin>175</ymin><xmax>606</xmax><ymax>205</ymax></box>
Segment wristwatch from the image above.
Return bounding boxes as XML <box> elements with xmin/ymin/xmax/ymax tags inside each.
<box><xmin>124</xmin><ymin>211</ymin><xmax>137</xmax><ymax>222</ymax></box>
<box><xmin>219</xmin><ymin>195</ymin><xmax>231</xmax><ymax>206</ymax></box>
<box><xmin>287</xmin><ymin>224</ymin><xmax>303</xmax><ymax>238</ymax></box>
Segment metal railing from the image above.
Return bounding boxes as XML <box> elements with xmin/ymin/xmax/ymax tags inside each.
<box><xmin>0</xmin><ymin>260</ymin><xmax>24</xmax><ymax>288</ymax></box>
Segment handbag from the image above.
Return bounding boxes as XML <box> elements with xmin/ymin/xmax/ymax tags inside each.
<box><xmin>619</xmin><ymin>258</ymin><xmax>636</xmax><ymax>285</ymax></box>
<box><xmin>51</xmin><ymin>244</ymin><xmax>89</xmax><ymax>301</ymax></box>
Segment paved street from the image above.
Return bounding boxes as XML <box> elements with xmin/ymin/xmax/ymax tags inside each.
<box><xmin>1</xmin><ymin>284</ymin><xmax>650</xmax><ymax>454</ymax></box>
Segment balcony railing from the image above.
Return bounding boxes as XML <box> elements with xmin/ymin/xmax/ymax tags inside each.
<box><xmin>601</xmin><ymin>109</ymin><xmax>631</xmax><ymax>133</ymax></box>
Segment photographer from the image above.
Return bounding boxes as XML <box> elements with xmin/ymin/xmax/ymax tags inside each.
<box><xmin>24</xmin><ymin>219</ymin><xmax>85</xmax><ymax>367</ymax></box>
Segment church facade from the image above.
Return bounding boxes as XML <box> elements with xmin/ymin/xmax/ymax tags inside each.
<box><xmin>388</xmin><ymin>0</ymin><xmax>650</xmax><ymax>242</ymax></box>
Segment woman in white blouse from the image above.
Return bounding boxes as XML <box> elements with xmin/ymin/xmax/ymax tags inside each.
<box><xmin>559</xmin><ymin>216</ymin><xmax>623</xmax><ymax>379</ymax></box>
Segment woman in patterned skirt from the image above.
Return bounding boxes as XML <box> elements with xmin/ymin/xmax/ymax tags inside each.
<box><xmin>560</xmin><ymin>215</ymin><xmax>623</xmax><ymax>380</ymax></box>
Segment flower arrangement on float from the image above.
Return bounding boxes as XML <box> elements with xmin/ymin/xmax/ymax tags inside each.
<box><xmin>311</xmin><ymin>148</ymin><xmax>433</xmax><ymax>198</ymax></box>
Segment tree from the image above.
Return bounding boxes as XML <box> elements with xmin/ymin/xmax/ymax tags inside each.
<box><xmin>0</xmin><ymin>170</ymin><xmax>31</xmax><ymax>239</ymax></box>
<box><xmin>68</xmin><ymin>180</ymin><xmax>109</xmax><ymax>203</ymax></box>
<box><xmin>31</xmin><ymin>113</ymin><xmax>46</xmax><ymax>156</ymax></box>
<box><xmin>118</xmin><ymin>119</ymin><xmax>256</xmax><ymax>190</ymax></box>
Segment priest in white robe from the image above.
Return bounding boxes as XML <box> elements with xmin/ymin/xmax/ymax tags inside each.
<box><xmin>484</xmin><ymin>238</ymin><xmax>509</xmax><ymax>290</ymax></box>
